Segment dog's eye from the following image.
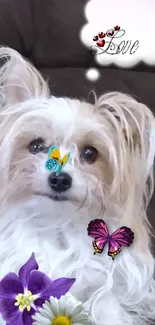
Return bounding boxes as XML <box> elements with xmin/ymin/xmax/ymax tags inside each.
<box><xmin>80</xmin><ymin>146</ymin><xmax>98</xmax><ymax>164</ymax></box>
<box><xmin>28</xmin><ymin>138</ymin><xmax>45</xmax><ymax>154</ymax></box>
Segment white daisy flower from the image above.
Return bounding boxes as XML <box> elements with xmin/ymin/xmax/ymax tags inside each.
<box><xmin>32</xmin><ymin>293</ymin><xmax>90</xmax><ymax>325</ymax></box>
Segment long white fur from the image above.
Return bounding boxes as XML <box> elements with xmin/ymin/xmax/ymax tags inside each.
<box><xmin>0</xmin><ymin>47</ymin><xmax>155</xmax><ymax>325</ymax></box>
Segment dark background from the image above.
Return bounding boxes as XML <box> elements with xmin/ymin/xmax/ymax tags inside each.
<box><xmin>0</xmin><ymin>0</ymin><xmax>155</xmax><ymax>229</ymax></box>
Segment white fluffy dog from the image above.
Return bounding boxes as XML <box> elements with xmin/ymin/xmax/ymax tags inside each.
<box><xmin>0</xmin><ymin>47</ymin><xmax>155</xmax><ymax>325</ymax></box>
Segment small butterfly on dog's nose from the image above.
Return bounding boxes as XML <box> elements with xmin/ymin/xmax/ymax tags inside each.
<box><xmin>45</xmin><ymin>146</ymin><xmax>71</xmax><ymax>176</ymax></box>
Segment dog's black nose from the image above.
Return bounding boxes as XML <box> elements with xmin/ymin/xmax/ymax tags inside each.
<box><xmin>48</xmin><ymin>172</ymin><xmax>72</xmax><ymax>192</ymax></box>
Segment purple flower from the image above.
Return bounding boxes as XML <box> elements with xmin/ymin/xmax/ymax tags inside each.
<box><xmin>0</xmin><ymin>253</ymin><xmax>75</xmax><ymax>325</ymax></box>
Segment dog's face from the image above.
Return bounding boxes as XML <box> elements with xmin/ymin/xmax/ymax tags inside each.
<box><xmin>1</xmin><ymin>96</ymin><xmax>114</xmax><ymax>213</ymax></box>
<box><xmin>0</xmin><ymin>48</ymin><xmax>154</xmax><ymax>221</ymax></box>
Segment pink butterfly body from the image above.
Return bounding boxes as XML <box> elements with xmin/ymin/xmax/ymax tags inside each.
<box><xmin>87</xmin><ymin>219</ymin><xmax>134</xmax><ymax>260</ymax></box>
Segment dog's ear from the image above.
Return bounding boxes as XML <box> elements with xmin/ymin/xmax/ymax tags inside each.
<box><xmin>0</xmin><ymin>47</ymin><xmax>50</xmax><ymax>105</ymax></box>
<box><xmin>96</xmin><ymin>92</ymin><xmax>155</xmax><ymax>208</ymax></box>
<box><xmin>96</xmin><ymin>92</ymin><xmax>154</xmax><ymax>151</ymax></box>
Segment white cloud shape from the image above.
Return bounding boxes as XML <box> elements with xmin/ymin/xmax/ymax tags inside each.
<box><xmin>85</xmin><ymin>68</ymin><xmax>100</xmax><ymax>81</ymax></box>
<box><xmin>80</xmin><ymin>0</ymin><xmax>155</xmax><ymax>68</ymax></box>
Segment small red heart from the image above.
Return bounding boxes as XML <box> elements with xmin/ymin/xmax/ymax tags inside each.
<box><xmin>93</xmin><ymin>35</ymin><xmax>98</xmax><ymax>41</ymax></box>
<box><xmin>107</xmin><ymin>30</ymin><xmax>114</xmax><ymax>37</ymax></box>
<box><xmin>98</xmin><ymin>32</ymin><xmax>105</xmax><ymax>39</ymax></box>
<box><xmin>97</xmin><ymin>39</ymin><xmax>105</xmax><ymax>47</ymax></box>
<box><xmin>114</xmin><ymin>25</ymin><xmax>120</xmax><ymax>31</ymax></box>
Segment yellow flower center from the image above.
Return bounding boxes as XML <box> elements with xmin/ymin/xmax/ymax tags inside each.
<box><xmin>14</xmin><ymin>290</ymin><xmax>36</xmax><ymax>312</ymax></box>
<box><xmin>52</xmin><ymin>315</ymin><xmax>72</xmax><ymax>325</ymax></box>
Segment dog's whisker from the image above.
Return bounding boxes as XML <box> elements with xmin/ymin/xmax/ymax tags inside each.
<box><xmin>77</xmin><ymin>184</ymin><xmax>89</xmax><ymax>210</ymax></box>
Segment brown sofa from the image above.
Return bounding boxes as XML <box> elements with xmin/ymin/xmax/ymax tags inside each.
<box><xmin>0</xmin><ymin>0</ymin><xmax>155</xmax><ymax>230</ymax></box>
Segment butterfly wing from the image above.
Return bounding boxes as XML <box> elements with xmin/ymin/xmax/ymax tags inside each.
<box><xmin>55</xmin><ymin>164</ymin><xmax>62</xmax><ymax>177</ymax></box>
<box><xmin>45</xmin><ymin>146</ymin><xmax>60</xmax><ymax>172</ymax></box>
<box><xmin>48</xmin><ymin>146</ymin><xmax>61</xmax><ymax>162</ymax></box>
<box><xmin>60</xmin><ymin>152</ymin><xmax>71</xmax><ymax>168</ymax></box>
<box><xmin>87</xmin><ymin>219</ymin><xmax>109</xmax><ymax>254</ymax></box>
<box><xmin>108</xmin><ymin>226</ymin><xmax>134</xmax><ymax>260</ymax></box>
<box><xmin>56</xmin><ymin>152</ymin><xmax>70</xmax><ymax>175</ymax></box>
<box><xmin>45</xmin><ymin>158</ymin><xmax>58</xmax><ymax>171</ymax></box>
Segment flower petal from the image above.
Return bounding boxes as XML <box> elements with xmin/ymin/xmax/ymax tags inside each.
<box><xmin>28</xmin><ymin>270</ymin><xmax>52</xmax><ymax>295</ymax></box>
<box><xmin>6</xmin><ymin>312</ymin><xmax>22</xmax><ymax>325</ymax></box>
<box><xmin>70</xmin><ymin>303</ymin><xmax>84</xmax><ymax>318</ymax></box>
<box><xmin>0</xmin><ymin>273</ymin><xmax>24</xmax><ymax>298</ymax></box>
<box><xmin>48</xmin><ymin>297</ymin><xmax>60</xmax><ymax>316</ymax></box>
<box><xmin>35</xmin><ymin>298</ymin><xmax>46</xmax><ymax>308</ymax></box>
<box><xmin>18</xmin><ymin>253</ymin><xmax>38</xmax><ymax>287</ymax></box>
<box><xmin>72</xmin><ymin>314</ymin><xmax>90</xmax><ymax>324</ymax></box>
<box><xmin>32</xmin><ymin>311</ymin><xmax>51</xmax><ymax>324</ymax></box>
<box><xmin>0</xmin><ymin>298</ymin><xmax>18</xmax><ymax>322</ymax></box>
<box><xmin>33</xmin><ymin>322</ymin><xmax>45</xmax><ymax>325</ymax></box>
<box><xmin>22</xmin><ymin>308</ymin><xmax>35</xmax><ymax>325</ymax></box>
<box><xmin>37</xmin><ymin>304</ymin><xmax>54</xmax><ymax>319</ymax></box>
<box><xmin>41</xmin><ymin>277</ymin><xmax>76</xmax><ymax>300</ymax></box>
<box><xmin>40</xmin><ymin>301</ymin><xmax>55</xmax><ymax>318</ymax></box>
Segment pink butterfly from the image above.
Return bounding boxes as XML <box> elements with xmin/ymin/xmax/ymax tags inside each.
<box><xmin>87</xmin><ymin>219</ymin><xmax>134</xmax><ymax>260</ymax></box>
